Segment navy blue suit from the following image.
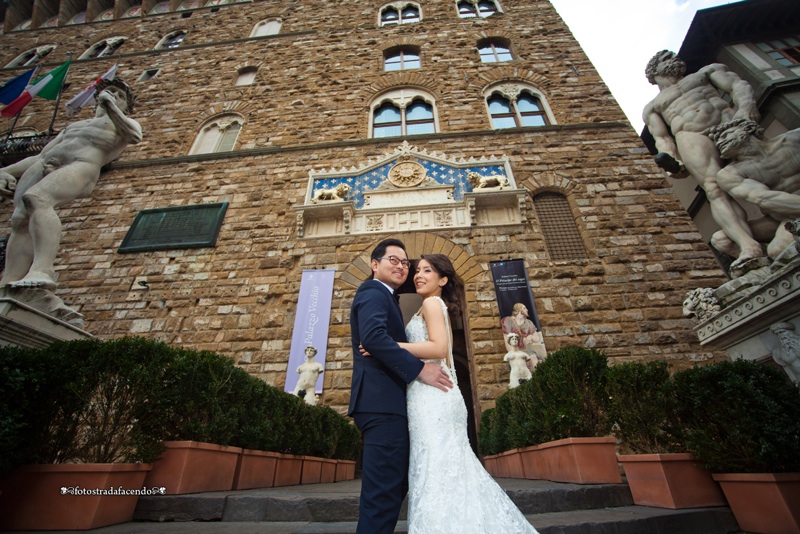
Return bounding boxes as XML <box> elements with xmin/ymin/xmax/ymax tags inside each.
<box><xmin>349</xmin><ymin>279</ymin><xmax>423</xmax><ymax>534</ymax></box>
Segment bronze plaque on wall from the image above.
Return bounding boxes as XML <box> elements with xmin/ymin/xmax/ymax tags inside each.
<box><xmin>118</xmin><ymin>202</ymin><xmax>228</xmax><ymax>253</ymax></box>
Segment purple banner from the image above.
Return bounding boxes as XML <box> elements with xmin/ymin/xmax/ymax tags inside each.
<box><xmin>284</xmin><ymin>269</ymin><xmax>334</xmax><ymax>395</ymax></box>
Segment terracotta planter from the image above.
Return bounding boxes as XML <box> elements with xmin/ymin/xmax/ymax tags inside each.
<box><xmin>481</xmin><ymin>454</ymin><xmax>499</xmax><ymax>476</ymax></box>
<box><xmin>301</xmin><ymin>456</ymin><xmax>323</xmax><ymax>484</ymax></box>
<box><xmin>273</xmin><ymin>453</ymin><xmax>304</xmax><ymax>487</ymax></box>
<box><xmin>320</xmin><ymin>458</ymin><xmax>337</xmax><ymax>483</ymax></box>
<box><xmin>504</xmin><ymin>449</ymin><xmax>526</xmax><ymax>479</ymax></box>
<box><xmin>0</xmin><ymin>463</ymin><xmax>152</xmax><ymax>531</ymax></box>
<box><xmin>519</xmin><ymin>445</ymin><xmax>542</xmax><ymax>480</ymax></box>
<box><xmin>618</xmin><ymin>453</ymin><xmax>725</xmax><ymax>509</ymax></box>
<box><xmin>144</xmin><ymin>441</ymin><xmax>242</xmax><ymax>494</ymax></box>
<box><xmin>712</xmin><ymin>472</ymin><xmax>800</xmax><ymax>534</ymax></box>
<box><xmin>494</xmin><ymin>451</ymin><xmax>511</xmax><ymax>478</ymax></box>
<box><xmin>536</xmin><ymin>437</ymin><xmax>621</xmax><ymax>484</ymax></box>
<box><xmin>335</xmin><ymin>459</ymin><xmax>356</xmax><ymax>482</ymax></box>
<box><xmin>232</xmin><ymin>449</ymin><xmax>279</xmax><ymax>490</ymax></box>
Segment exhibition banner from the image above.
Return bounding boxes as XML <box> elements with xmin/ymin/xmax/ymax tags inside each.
<box><xmin>490</xmin><ymin>259</ymin><xmax>546</xmax><ymax>360</ymax></box>
<box><xmin>284</xmin><ymin>269</ymin><xmax>334</xmax><ymax>394</ymax></box>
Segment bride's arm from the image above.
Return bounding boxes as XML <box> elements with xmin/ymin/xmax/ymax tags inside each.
<box><xmin>399</xmin><ymin>298</ymin><xmax>449</xmax><ymax>360</ymax></box>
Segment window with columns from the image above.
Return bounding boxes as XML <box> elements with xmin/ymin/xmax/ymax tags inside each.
<box><xmin>371</xmin><ymin>89</ymin><xmax>437</xmax><ymax>138</ymax></box>
<box><xmin>190</xmin><ymin>115</ymin><xmax>244</xmax><ymax>154</ymax></box>
<box><xmin>80</xmin><ymin>37</ymin><xmax>127</xmax><ymax>60</ymax></box>
<box><xmin>457</xmin><ymin>0</ymin><xmax>501</xmax><ymax>18</ymax></box>
<box><xmin>485</xmin><ymin>84</ymin><xmax>552</xmax><ymax>129</ymax></box>
<box><xmin>379</xmin><ymin>2</ymin><xmax>421</xmax><ymax>26</ymax></box>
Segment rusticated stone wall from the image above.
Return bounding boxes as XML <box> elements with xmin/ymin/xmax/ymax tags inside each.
<box><xmin>0</xmin><ymin>0</ymin><xmax>728</xmax><ymax>420</ymax></box>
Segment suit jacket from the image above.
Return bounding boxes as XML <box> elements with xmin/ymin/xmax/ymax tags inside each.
<box><xmin>348</xmin><ymin>279</ymin><xmax>424</xmax><ymax>417</ymax></box>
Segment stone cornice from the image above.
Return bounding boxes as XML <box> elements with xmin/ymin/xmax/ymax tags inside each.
<box><xmin>695</xmin><ymin>261</ymin><xmax>800</xmax><ymax>347</ymax></box>
<box><xmin>109</xmin><ymin>121</ymin><xmax>630</xmax><ymax>169</ymax></box>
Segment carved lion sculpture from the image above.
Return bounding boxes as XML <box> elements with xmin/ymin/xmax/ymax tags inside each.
<box><xmin>682</xmin><ymin>287</ymin><xmax>721</xmax><ymax>321</ymax></box>
<box><xmin>312</xmin><ymin>183</ymin><xmax>350</xmax><ymax>203</ymax></box>
<box><xmin>468</xmin><ymin>172</ymin><xmax>509</xmax><ymax>190</ymax></box>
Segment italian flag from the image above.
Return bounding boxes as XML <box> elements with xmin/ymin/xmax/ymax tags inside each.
<box><xmin>1</xmin><ymin>60</ymin><xmax>70</xmax><ymax>117</ymax></box>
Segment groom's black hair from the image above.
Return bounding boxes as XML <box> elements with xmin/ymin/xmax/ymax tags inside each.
<box><xmin>370</xmin><ymin>238</ymin><xmax>407</xmax><ymax>262</ymax></box>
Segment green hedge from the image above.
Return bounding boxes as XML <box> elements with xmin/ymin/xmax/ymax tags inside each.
<box><xmin>0</xmin><ymin>337</ymin><xmax>360</xmax><ymax>475</ymax></box>
<box><xmin>479</xmin><ymin>347</ymin><xmax>800</xmax><ymax>474</ymax></box>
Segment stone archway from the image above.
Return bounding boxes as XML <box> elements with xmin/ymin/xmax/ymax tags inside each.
<box><xmin>339</xmin><ymin>233</ymin><xmax>484</xmax><ymax>451</ymax></box>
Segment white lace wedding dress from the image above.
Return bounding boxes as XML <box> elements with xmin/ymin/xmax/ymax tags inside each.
<box><xmin>405</xmin><ymin>297</ymin><xmax>538</xmax><ymax>534</ymax></box>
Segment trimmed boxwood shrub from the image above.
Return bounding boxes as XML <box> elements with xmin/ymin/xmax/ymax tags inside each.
<box><xmin>673</xmin><ymin>359</ymin><xmax>800</xmax><ymax>473</ymax></box>
<box><xmin>504</xmin><ymin>346</ymin><xmax>612</xmax><ymax>449</ymax></box>
<box><xmin>606</xmin><ymin>359</ymin><xmax>682</xmax><ymax>454</ymax></box>
<box><xmin>0</xmin><ymin>336</ymin><xmax>361</xmax><ymax>475</ymax></box>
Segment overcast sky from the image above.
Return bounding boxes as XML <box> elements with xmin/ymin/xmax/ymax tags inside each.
<box><xmin>548</xmin><ymin>0</ymin><xmax>740</xmax><ymax>132</ymax></box>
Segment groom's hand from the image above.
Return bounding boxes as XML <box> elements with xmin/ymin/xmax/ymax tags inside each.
<box><xmin>418</xmin><ymin>363</ymin><xmax>453</xmax><ymax>392</ymax></box>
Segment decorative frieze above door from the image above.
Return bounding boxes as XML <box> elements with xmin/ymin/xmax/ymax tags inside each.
<box><xmin>294</xmin><ymin>142</ymin><xmax>527</xmax><ymax>237</ymax></box>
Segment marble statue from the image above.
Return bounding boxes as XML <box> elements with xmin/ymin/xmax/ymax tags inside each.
<box><xmin>503</xmin><ymin>333</ymin><xmax>533</xmax><ymax>388</ymax></box>
<box><xmin>312</xmin><ymin>183</ymin><xmax>350</xmax><ymax>203</ymax></box>
<box><xmin>705</xmin><ymin>119</ymin><xmax>800</xmax><ymax>260</ymax></box>
<box><xmin>770</xmin><ymin>322</ymin><xmax>800</xmax><ymax>384</ymax></box>
<box><xmin>293</xmin><ymin>345</ymin><xmax>324</xmax><ymax>405</ymax></box>
<box><xmin>468</xmin><ymin>172</ymin><xmax>509</xmax><ymax>190</ymax></box>
<box><xmin>643</xmin><ymin>50</ymin><xmax>763</xmax><ymax>269</ymax></box>
<box><xmin>0</xmin><ymin>78</ymin><xmax>142</xmax><ymax>290</ymax></box>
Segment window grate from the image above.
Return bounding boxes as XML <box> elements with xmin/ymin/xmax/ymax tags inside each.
<box><xmin>533</xmin><ymin>192</ymin><xmax>587</xmax><ymax>260</ymax></box>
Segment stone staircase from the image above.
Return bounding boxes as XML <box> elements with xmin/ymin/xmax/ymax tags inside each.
<box><xmin>74</xmin><ymin>477</ymin><xmax>743</xmax><ymax>534</ymax></box>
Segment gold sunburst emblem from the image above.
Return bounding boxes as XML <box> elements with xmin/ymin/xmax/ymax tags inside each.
<box><xmin>388</xmin><ymin>161</ymin><xmax>426</xmax><ymax>188</ymax></box>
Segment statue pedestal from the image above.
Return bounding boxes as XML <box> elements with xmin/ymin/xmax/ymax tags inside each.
<box><xmin>0</xmin><ymin>296</ymin><xmax>92</xmax><ymax>348</ymax></box>
<box><xmin>694</xmin><ymin>256</ymin><xmax>800</xmax><ymax>365</ymax></box>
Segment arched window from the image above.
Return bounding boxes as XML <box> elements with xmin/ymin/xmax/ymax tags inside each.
<box><xmin>5</xmin><ymin>45</ymin><xmax>55</xmax><ymax>68</ymax></box>
<box><xmin>190</xmin><ymin>115</ymin><xmax>244</xmax><ymax>154</ymax></box>
<box><xmin>371</xmin><ymin>89</ymin><xmax>437</xmax><ymax>138</ymax></box>
<box><xmin>533</xmin><ymin>192</ymin><xmax>587</xmax><ymax>260</ymax></box>
<box><xmin>43</xmin><ymin>16</ymin><xmax>60</xmax><ymax>28</ymax></box>
<box><xmin>458</xmin><ymin>0</ymin><xmax>501</xmax><ymax>18</ymax></box>
<box><xmin>157</xmin><ymin>31</ymin><xmax>187</xmax><ymax>50</ymax></box>
<box><xmin>384</xmin><ymin>47</ymin><xmax>421</xmax><ymax>71</ymax></box>
<box><xmin>487</xmin><ymin>90</ymin><xmax>549</xmax><ymax>128</ymax></box>
<box><xmin>251</xmin><ymin>19</ymin><xmax>281</xmax><ymax>37</ymax></box>
<box><xmin>379</xmin><ymin>3</ymin><xmax>421</xmax><ymax>26</ymax></box>
<box><xmin>79</xmin><ymin>37</ymin><xmax>127</xmax><ymax>60</ymax></box>
<box><xmin>478</xmin><ymin>38</ymin><xmax>512</xmax><ymax>63</ymax></box>
<box><xmin>235</xmin><ymin>67</ymin><xmax>258</xmax><ymax>86</ymax></box>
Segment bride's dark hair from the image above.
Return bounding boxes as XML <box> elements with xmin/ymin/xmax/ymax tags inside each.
<box><xmin>418</xmin><ymin>254</ymin><xmax>464</xmax><ymax>320</ymax></box>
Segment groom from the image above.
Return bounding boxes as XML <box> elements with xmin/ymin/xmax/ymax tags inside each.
<box><xmin>348</xmin><ymin>238</ymin><xmax>452</xmax><ymax>534</ymax></box>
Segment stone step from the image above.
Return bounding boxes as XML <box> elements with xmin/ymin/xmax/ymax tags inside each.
<box><xmin>78</xmin><ymin>478</ymin><xmax>741</xmax><ymax>534</ymax></box>
<box><xmin>132</xmin><ymin>479</ymin><xmax>635</xmax><ymax>523</ymax></box>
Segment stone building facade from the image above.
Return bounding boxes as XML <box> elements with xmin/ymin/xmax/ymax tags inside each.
<box><xmin>0</xmin><ymin>0</ymin><xmax>729</xmax><ymax>424</ymax></box>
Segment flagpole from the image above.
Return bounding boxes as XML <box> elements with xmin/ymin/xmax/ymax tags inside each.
<box><xmin>3</xmin><ymin>64</ymin><xmax>42</xmax><ymax>144</ymax></box>
<box><xmin>47</xmin><ymin>52</ymin><xmax>73</xmax><ymax>134</ymax></box>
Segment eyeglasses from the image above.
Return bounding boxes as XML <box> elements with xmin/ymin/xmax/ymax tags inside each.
<box><xmin>377</xmin><ymin>255</ymin><xmax>411</xmax><ymax>269</ymax></box>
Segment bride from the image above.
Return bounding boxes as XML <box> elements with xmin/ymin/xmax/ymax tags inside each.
<box><xmin>397</xmin><ymin>254</ymin><xmax>538</xmax><ymax>533</ymax></box>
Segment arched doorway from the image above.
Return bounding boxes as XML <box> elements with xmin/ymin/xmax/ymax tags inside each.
<box><xmin>341</xmin><ymin>233</ymin><xmax>484</xmax><ymax>453</ymax></box>
<box><xmin>397</xmin><ymin>262</ymin><xmax>479</xmax><ymax>453</ymax></box>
